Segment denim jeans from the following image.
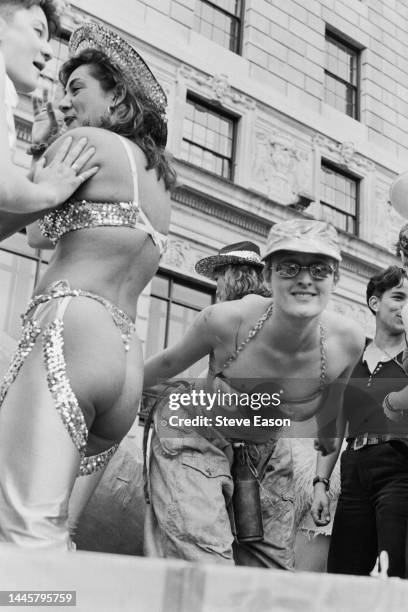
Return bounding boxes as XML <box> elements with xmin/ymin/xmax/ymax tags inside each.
<box><xmin>144</xmin><ymin>408</ymin><xmax>295</xmax><ymax>568</ymax></box>
<box><xmin>328</xmin><ymin>441</ymin><xmax>408</xmax><ymax>578</ymax></box>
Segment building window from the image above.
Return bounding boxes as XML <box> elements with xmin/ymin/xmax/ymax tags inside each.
<box><xmin>324</xmin><ymin>31</ymin><xmax>359</xmax><ymax>119</ymax></box>
<box><xmin>181</xmin><ymin>95</ymin><xmax>236</xmax><ymax>179</ymax></box>
<box><xmin>40</xmin><ymin>33</ymin><xmax>70</xmax><ymax>101</ymax></box>
<box><xmin>320</xmin><ymin>162</ymin><xmax>358</xmax><ymax>234</ymax></box>
<box><xmin>193</xmin><ymin>0</ymin><xmax>243</xmax><ymax>53</ymax></box>
<box><xmin>145</xmin><ymin>273</ymin><xmax>215</xmax><ymax>378</ymax></box>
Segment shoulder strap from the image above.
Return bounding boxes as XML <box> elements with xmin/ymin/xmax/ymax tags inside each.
<box><xmin>117</xmin><ymin>135</ymin><xmax>139</xmax><ymax>204</ymax></box>
<box><xmin>221</xmin><ymin>302</ymin><xmax>274</xmax><ymax>372</ymax></box>
<box><xmin>117</xmin><ymin>135</ymin><xmax>167</xmax><ymax>256</ymax></box>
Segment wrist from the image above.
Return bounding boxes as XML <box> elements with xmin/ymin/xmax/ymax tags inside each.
<box><xmin>27</xmin><ymin>143</ymin><xmax>48</xmax><ymax>158</ymax></box>
<box><xmin>313</xmin><ymin>476</ymin><xmax>330</xmax><ymax>491</ymax></box>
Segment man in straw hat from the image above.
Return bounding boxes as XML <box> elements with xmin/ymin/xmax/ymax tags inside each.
<box><xmin>0</xmin><ymin>0</ymin><xmax>98</xmax><ymax>241</ymax></box>
<box><xmin>144</xmin><ymin>218</ymin><xmax>364</xmax><ymax>568</ymax></box>
<box><xmin>195</xmin><ymin>240</ymin><xmax>271</xmax><ymax>302</ymax></box>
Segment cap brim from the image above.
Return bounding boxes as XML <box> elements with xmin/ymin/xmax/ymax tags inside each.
<box><xmin>195</xmin><ymin>255</ymin><xmax>264</xmax><ymax>278</ymax></box>
<box><xmin>262</xmin><ymin>240</ymin><xmax>342</xmax><ymax>262</ymax></box>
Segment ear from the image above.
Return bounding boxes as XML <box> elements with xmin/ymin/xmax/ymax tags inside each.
<box><xmin>368</xmin><ymin>295</ymin><xmax>379</xmax><ymax>313</ymax></box>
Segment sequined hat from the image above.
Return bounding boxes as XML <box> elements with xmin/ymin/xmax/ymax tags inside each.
<box><xmin>262</xmin><ymin>219</ymin><xmax>342</xmax><ymax>262</ymax></box>
<box><xmin>69</xmin><ymin>22</ymin><xmax>167</xmax><ymax>119</ymax></box>
<box><xmin>195</xmin><ymin>241</ymin><xmax>264</xmax><ymax>278</ymax></box>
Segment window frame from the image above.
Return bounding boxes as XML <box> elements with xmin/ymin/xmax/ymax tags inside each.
<box><xmin>324</xmin><ymin>29</ymin><xmax>360</xmax><ymax>120</ymax></box>
<box><xmin>320</xmin><ymin>160</ymin><xmax>360</xmax><ymax>236</ymax></box>
<box><xmin>193</xmin><ymin>0</ymin><xmax>244</xmax><ymax>54</ymax></box>
<box><xmin>181</xmin><ymin>93</ymin><xmax>238</xmax><ymax>181</ymax></box>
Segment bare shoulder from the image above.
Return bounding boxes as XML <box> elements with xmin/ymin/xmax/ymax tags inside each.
<box><xmin>199</xmin><ymin>296</ymin><xmax>272</xmax><ymax>340</ymax></box>
<box><xmin>322</xmin><ymin>310</ymin><xmax>365</xmax><ymax>357</ymax></box>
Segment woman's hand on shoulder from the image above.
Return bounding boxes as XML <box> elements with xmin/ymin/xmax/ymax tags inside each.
<box><xmin>33</xmin><ymin>135</ymin><xmax>99</xmax><ymax>208</ymax></box>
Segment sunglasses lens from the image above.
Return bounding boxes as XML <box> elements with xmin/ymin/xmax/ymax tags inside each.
<box><xmin>276</xmin><ymin>263</ymin><xmax>300</xmax><ymax>278</ymax></box>
<box><xmin>310</xmin><ymin>263</ymin><xmax>333</xmax><ymax>279</ymax></box>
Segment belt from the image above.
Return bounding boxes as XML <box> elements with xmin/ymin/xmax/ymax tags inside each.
<box><xmin>347</xmin><ymin>433</ymin><xmax>408</xmax><ymax>451</ymax></box>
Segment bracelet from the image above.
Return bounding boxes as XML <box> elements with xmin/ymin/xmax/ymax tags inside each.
<box><xmin>383</xmin><ymin>393</ymin><xmax>404</xmax><ymax>419</ymax></box>
<box><xmin>27</xmin><ymin>143</ymin><xmax>47</xmax><ymax>156</ymax></box>
<box><xmin>312</xmin><ymin>476</ymin><xmax>330</xmax><ymax>491</ymax></box>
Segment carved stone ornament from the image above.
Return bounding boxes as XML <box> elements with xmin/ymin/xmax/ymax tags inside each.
<box><xmin>313</xmin><ymin>135</ymin><xmax>375</xmax><ymax>175</ymax></box>
<box><xmin>251</xmin><ymin>131</ymin><xmax>311</xmax><ymax>204</ymax></box>
<box><xmin>177</xmin><ymin>65</ymin><xmax>255</xmax><ymax>111</ymax></box>
<box><xmin>372</xmin><ymin>185</ymin><xmax>405</xmax><ymax>254</ymax></box>
<box><xmin>329</xmin><ymin>298</ymin><xmax>374</xmax><ymax>338</ymax></box>
<box><xmin>60</xmin><ymin>2</ymin><xmax>87</xmax><ymax>29</ymax></box>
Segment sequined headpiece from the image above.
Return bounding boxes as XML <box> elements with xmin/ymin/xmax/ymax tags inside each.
<box><xmin>263</xmin><ymin>219</ymin><xmax>342</xmax><ymax>262</ymax></box>
<box><xmin>195</xmin><ymin>241</ymin><xmax>264</xmax><ymax>278</ymax></box>
<box><xmin>69</xmin><ymin>22</ymin><xmax>167</xmax><ymax>119</ymax></box>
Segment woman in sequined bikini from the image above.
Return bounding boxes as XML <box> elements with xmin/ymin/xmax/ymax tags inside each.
<box><xmin>143</xmin><ymin>219</ymin><xmax>364</xmax><ymax>569</ymax></box>
<box><xmin>0</xmin><ymin>22</ymin><xmax>175</xmax><ymax>550</ymax></box>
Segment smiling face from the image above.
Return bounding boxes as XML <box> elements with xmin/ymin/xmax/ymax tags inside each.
<box><xmin>59</xmin><ymin>64</ymin><xmax>117</xmax><ymax>129</ymax></box>
<box><xmin>0</xmin><ymin>5</ymin><xmax>52</xmax><ymax>93</ymax></box>
<box><xmin>268</xmin><ymin>251</ymin><xmax>336</xmax><ymax>319</ymax></box>
<box><xmin>369</xmin><ymin>280</ymin><xmax>408</xmax><ymax>335</ymax></box>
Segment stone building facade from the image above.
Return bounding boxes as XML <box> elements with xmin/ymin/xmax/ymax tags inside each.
<box><xmin>2</xmin><ymin>0</ymin><xmax>408</xmax><ymax>364</ymax></box>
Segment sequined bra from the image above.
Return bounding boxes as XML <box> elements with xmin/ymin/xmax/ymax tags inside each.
<box><xmin>39</xmin><ymin>135</ymin><xmax>168</xmax><ymax>255</ymax></box>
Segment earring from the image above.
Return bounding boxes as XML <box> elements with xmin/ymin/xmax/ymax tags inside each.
<box><xmin>108</xmin><ymin>104</ymin><xmax>115</xmax><ymax>115</ymax></box>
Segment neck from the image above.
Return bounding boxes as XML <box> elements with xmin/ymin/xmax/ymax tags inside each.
<box><xmin>268</xmin><ymin>308</ymin><xmax>320</xmax><ymax>352</ymax></box>
<box><xmin>373</xmin><ymin>330</ymin><xmax>405</xmax><ymax>352</ymax></box>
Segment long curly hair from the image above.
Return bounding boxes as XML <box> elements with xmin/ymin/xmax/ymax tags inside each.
<box><xmin>59</xmin><ymin>49</ymin><xmax>176</xmax><ymax>190</ymax></box>
<box><xmin>215</xmin><ymin>264</ymin><xmax>272</xmax><ymax>302</ymax></box>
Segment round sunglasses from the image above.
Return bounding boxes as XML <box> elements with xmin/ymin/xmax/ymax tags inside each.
<box><xmin>275</xmin><ymin>261</ymin><xmax>335</xmax><ymax>280</ymax></box>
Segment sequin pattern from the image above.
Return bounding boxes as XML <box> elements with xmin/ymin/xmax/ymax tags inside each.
<box><xmin>39</xmin><ymin>200</ymin><xmax>140</xmax><ymax>245</ymax></box>
<box><xmin>42</xmin><ymin>320</ymin><xmax>88</xmax><ymax>455</ymax></box>
<box><xmin>1</xmin><ymin>280</ymin><xmax>136</xmax><ymax>476</ymax></box>
<box><xmin>79</xmin><ymin>444</ymin><xmax>119</xmax><ymax>477</ymax></box>
<box><xmin>0</xmin><ymin>321</ymin><xmax>41</xmax><ymax>405</ymax></box>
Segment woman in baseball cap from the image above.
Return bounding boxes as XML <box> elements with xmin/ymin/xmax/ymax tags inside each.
<box><xmin>143</xmin><ymin>218</ymin><xmax>364</xmax><ymax>569</ymax></box>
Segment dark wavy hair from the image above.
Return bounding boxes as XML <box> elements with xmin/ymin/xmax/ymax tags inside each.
<box><xmin>59</xmin><ymin>49</ymin><xmax>176</xmax><ymax>190</ymax></box>
<box><xmin>0</xmin><ymin>0</ymin><xmax>60</xmax><ymax>36</ymax></box>
<box><xmin>215</xmin><ymin>264</ymin><xmax>272</xmax><ymax>302</ymax></box>
<box><xmin>366</xmin><ymin>265</ymin><xmax>407</xmax><ymax>314</ymax></box>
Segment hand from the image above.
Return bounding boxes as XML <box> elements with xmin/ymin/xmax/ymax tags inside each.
<box><xmin>32</xmin><ymin>88</ymin><xmax>64</xmax><ymax>146</ymax></box>
<box><xmin>32</xmin><ymin>136</ymin><xmax>99</xmax><ymax>208</ymax></box>
<box><xmin>314</xmin><ymin>436</ymin><xmax>337</xmax><ymax>456</ymax></box>
<box><xmin>310</xmin><ymin>487</ymin><xmax>331</xmax><ymax>526</ymax></box>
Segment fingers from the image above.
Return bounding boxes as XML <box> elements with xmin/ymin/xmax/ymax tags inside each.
<box><xmin>76</xmin><ymin>166</ymin><xmax>99</xmax><ymax>184</ymax></box>
<box><xmin>46</xmin><ymin>101</ymin><xmax>59</xmax><ymax>132</ymax></box>
<box><xmin>50</xmin><ymin>136</ymin><xmax>74</xmax><ymax>164</ymax></box>
<box><xmin>32</xmin><ymin>96</ymin><xmax>42</xmax><ymax>116</ymax></box>
<box><xmin>70</xmin><ymin>146</ymin><xmax>96</xmax><ymax>173</ymax></box>
<box><xmin>62</xmin><ymin>137</ymin><xmax>90</xmax><ymax>166</ymax></box>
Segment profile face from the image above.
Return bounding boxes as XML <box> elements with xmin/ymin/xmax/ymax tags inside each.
<box><xmin>0</xmin><ymin>6</ymin><xmax>52</xmax><ymax>93</ymax></box>
<box><xmin>269</xmin><ymin>251</ymin><xmax>336</xmax><ymax>318</ymax></box>
<box><xmin>59</xmin><ymin>64</ymin><xmax>116</xmax><ymax>129</ymax></box>
<box><xmin>372</xmin><ymin>279</ymin><xmax>408</xmax><ymax>334</ymax></box>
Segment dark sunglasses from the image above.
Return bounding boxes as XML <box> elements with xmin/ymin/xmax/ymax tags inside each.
<box><xmin>275</xmin><ymin>261</ymin><xmax>335</xmax><ymax>280</ymax></box>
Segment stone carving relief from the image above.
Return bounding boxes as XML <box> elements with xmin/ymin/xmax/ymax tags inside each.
<box><xmin>177</xmin><ymin>65</ymin><xmax>255</xmax><ymax>111</ymax></box>
<box><xmin>251</xmin><ymin>131</ymin><xmax>311</xmax><ymax>205</ymax></box>
<box><xmin>313</xmin><ymin>135</ymin><xmax>375</xmax><ymax>175</ymax></box>
<box><xmin>59</xmin><ymin>2</ymin><xmax>86</xmax><ymax>28</ymax></box>
<box><xmin>163</xmin><ymin>238</ymin><xmax>211</xmax><ymax>276</ymax></box>
<box><xmin>371</xmin><ymin>185</ymin><xmax>404</xmax><ymax>254</ymax></box>
<box><xmin>329</xmin><ymin>298</ymin><xmax>374</xmax><ymax>338</ymax></box>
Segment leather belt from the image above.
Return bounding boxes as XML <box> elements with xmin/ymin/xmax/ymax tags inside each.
<box><xmin>347</xmin><ymin>433</ymin><xmax>408</xmax><ymax>451</ymax></box>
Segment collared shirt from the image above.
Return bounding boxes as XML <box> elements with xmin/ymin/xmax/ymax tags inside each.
<box><xmin>362</xmin><ymin>341</ymin><xmax>405</xmax><ymax>374</ymax></box>
<box><xmin>4</xmin><ymin>73</ymin><xmax>18</xmax><ymax>152</ymax></box>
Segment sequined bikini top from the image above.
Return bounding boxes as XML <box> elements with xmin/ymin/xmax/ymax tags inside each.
<box><xmin>39</xmin><ymin>135</ymin><xmax>168</xmax><ymax>255</ymax></box>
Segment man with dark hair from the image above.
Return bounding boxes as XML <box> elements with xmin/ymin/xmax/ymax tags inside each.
<box><xmin>312</xmin><ymin>265</ymin><xmax>408</xmax><ymax>577</ymax></box>
<box><xmin>0</xmin><ymin>0</ymin><xmax>97</xmax><ymax>240</ymax></box>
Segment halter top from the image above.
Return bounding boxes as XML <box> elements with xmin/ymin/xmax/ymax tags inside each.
<box><xmin>39</xmin><ymin>135</ymin><xmax>167</xmax><ymax>255</ymax></box>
